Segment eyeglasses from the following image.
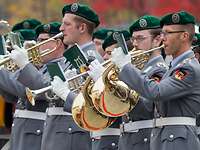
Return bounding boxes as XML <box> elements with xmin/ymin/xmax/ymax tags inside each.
<box><xmin>130</xmin><ymin>35</ymin><xmax>153</xmax><ymax>43</ymax></box>
<box><xmin>160</xmin><ymin>30</ymin><xmax>185</xmax><ymax>37</ymax></box>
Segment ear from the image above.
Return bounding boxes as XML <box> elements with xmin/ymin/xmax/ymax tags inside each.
<box><xmin>78</xmin><ymin>23</ymin><xmax>86</xmax><ymax>34</ymax></box>
<box><xmin>181</xmin><ymin>32</ymin><xmax>189</xmax><ymax>41</ymax></box>
<box><xmin>152</xmin><ymin>35</ymin><xmax>162</xmax><ymax>47</ymax></box>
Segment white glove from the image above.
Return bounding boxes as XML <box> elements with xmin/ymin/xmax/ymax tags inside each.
<box><xmin>111</xmin><ymin>47</ymin><xmax>131</xmax><ymax>69</ymax></box>
<box><xmin>51</xmin><ymin>76</ymin><xmax>70</xmax><ymax>101</ymax></box>
<box><xmin>23</xmin><ymin>40</ymin><xmax>36</xmax><ymax>49</ymax></box>
<box><xmin>64</xmin><ymin>68</ymin><xmax>77</xmax><ymax>79</ymax></box>
<box><xmin>9</xmin><ymin>45</ymin><xmax>29</xmax><ymax>69</ymax></box>
<box><xmin>88</xmin><ymin>59</ymin><xmax>105</xmax><ymax>81</ymax></box>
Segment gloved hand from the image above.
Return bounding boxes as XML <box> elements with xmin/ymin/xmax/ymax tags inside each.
<box><xmin>23</xmin><ymin>40</ymin><xmax>36</xmax><ymax>49</ymax></box>
<box><xmin>88</xmin><ymin>59</ymin><xmax>105</xmax><ymax>81</ymax></box>
<box><xmin>9</xmin><ymin>45</ymin><xmax>29</xmax><ymax>69</ymax></box>
<box><xmin>51</xmin><ymin>76</ymin><xmax>70</xmax><ymax>101</ymax></box>
<box><xmin>111</xmin><ymin>47</ymin><xmax>131</xmax><ymax>69</ymax></box>
<box><xmin>64</xmin><ymin>68</ymin><xmax>77</xmax><ymax>79</ymax></box>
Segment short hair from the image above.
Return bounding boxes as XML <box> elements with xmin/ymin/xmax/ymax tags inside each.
<box><xmin>149</xmin><ymin>28</ymin><xmax>162</xmax><ymax>38</ymax></box>
<box><xmin>73</xmin><ymin>15</ymin><xmax>96</xmax><ymax>35</ymax></box>
<box><xmin>178</xmin><ymin>24</ymin><xmax>195</xmax><ymax>42</ymax></box>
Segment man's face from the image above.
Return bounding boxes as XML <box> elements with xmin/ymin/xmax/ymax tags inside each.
<box><xmin>161</xmin><ymin>25</ymin><xmax>183</xmax><ymax>57</ymax></box>
<box><xmin>93</xmin><ymin>38</ymin><xmax>105</xmax><ymax>57</ymax></box>
<box><xmin>37</xmin><ymin>33</ymin><xmax>60</xmax><ymax>63</ymax></box>
<box><xmin>60</xmin><ymin>13</ymin><xmax>81</xmax><ymax>45</ymax></box>
<box><xmin>103</xmin><ymin>44</ymin><xmax>117</xmax><ymax>60</ymax></box>
<box><xmin>131</xmin><ymin>30</ymin><xmax>153</xmax><ymax>51</ymax></box>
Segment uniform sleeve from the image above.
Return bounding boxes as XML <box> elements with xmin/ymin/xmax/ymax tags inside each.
<box><xmin>0</xmin><ymin>69</ymin><xmax>26</xmax><ymax>100</ymax></box>
<box><xmin>130</xmin><ymin>96</ymin><xmax>154</xmax><ymax>119</ymax></box>
<box><xmin>130</xmin><ymin>66</ymin><xmax>166</xmax><ymax>117</ymax></box>
<box><xmin>1</xmin><ymin>92</ymin><xmax>18</xmax><ymax>103</ymax></box>
<box><xmin>17</xmin><ymin>63</ymin><xmax>49</xmax><ymax>89</ymax></box>
<box><xmin>63</xmin><ymin>91</ymin><xmax>77</xmax><ymax>112</ymax></box>
<box><xmin>119</xmin><ymin>63</ymin><xmax>194</xmax><ymax>102</ymax></box>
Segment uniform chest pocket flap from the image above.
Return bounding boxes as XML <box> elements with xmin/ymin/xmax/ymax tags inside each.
<box><xmin>24</xmin><ymin>124</ymin><xmax>43</xmax><ymax>136</ymax></box>
<box><xmin>161</xmin><ymin>126</ymin><xmax>188</xmax><ymax>142</ymax></box>
<box><xmin>55</xmin><ymin>122</ymin><xmax>87</xmax><ymax>134</ymax></box>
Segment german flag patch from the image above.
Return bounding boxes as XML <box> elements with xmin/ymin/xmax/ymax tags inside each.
<box><xmin>174</xmin><ymin>69</ymin><xmax>188</xmax><ymax>80</ymax></box>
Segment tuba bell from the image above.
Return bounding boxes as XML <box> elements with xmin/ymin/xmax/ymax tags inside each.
<box><xmin>72</xmin><ymin>76</ymin><xmax>116</xmax><ymax>131</ymax></box>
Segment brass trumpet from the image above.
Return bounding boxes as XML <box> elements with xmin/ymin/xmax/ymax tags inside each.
<box><xmin>0</xmin><ymin>32</ymin><xmax>63</xmax><ymax>71</ymax></box>
<box><xmin>26</xmin><ymin>71</ymin><xmax>85</xmax><ymax>106</ymax></box>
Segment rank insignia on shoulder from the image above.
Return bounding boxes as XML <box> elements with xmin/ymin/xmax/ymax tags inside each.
<box><xmin>174</xmin><ymin>69</ymin><xmax>188</xmax><ymax>80</ymax></box>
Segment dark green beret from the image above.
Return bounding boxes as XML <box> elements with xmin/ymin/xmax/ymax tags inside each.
<box><xmin>93</xmin><ymin>28</ymin><xmax>113</xmax><ymax>40</ymax></box>
<box><xmin>12</xmin><ymin>18</ymin><xmax>41</xmax><ymax>32</ymax></box>
<box><xmin>35</xmin><ymin>22</ymin><xmax>61</xmax><ymax>37</ymax></box>
<box><xmin>192</xmin><ymin>33</ymin><xmax>200</xmax><ymax>46</ymax></box>
<box><xmin>102</xmin><ymin>30</ymin><xmax>131</xmax><ymax>50</ymax></box>
<box><xmin>62</xmin><ymin>3</ymin><xmax>100</xmax><ymax>27</ymax></box>
<box><xmin>15</xmin><ymin>29</ymin><xmax>36</xmax><ymax>41</ymax></box>
<box><xmin>160</xmin><ymin>11</ymin><xmax>195</xmax><ymax>27</ymax></box>
<box><xmin>129</xmin><ymin>15</ymin><xmax>160</xmax><ymax>34</ymax></box>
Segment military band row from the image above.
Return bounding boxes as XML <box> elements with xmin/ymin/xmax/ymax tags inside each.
<box><xmin>0</xmin><ymin>2</ymin><xmax>200</xmax><ymax>150</ymax></box>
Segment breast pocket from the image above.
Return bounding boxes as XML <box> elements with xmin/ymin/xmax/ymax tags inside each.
<box><xmin>23</xmin><ymin>121</ymin><xmax>44</xmax><ymax>150</ymax></box>
<box><xmin>55</xmin><ymin>121</ymin><xmax>87</xmax><ymax>134</ymax></box>
<box><xmin>55</xmin><ymin>122</ymin><xmax>91</xmax><ymax>150</ymax></box>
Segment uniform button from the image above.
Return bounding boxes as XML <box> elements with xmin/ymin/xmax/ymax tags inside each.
<box><xmin>169</xmin><ymin>134</ymin><xmax>174</xmax><ymax>139</ymax></box>
<box><xmin>111</xmin><ymin>143</ymin><xmax>116</xmax><ymax>147</ymax></box>
<box><xmin>144</xmin><ymin>138</ymin><xmax>148</xmax><ymax>142</ymax></box>
<box><xmin>151</xmin><ymin>133</ymin><xmax>154</xmax><ymax>137</ymax></box>
<box><xmin>36</xmin><ymin>130</ymin><xmax>41</xmax><ymax>134</ymax></box>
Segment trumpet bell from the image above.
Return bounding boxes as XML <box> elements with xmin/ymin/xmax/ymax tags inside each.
<box><xmin>26</xmin><ymin>88</ymin><xmax>36</xmax><ymax>106</ymax></box>
<box><xmin>72</xmin><ymin>77</ymin><xmax>115</xmax><ymax>131</ymax></box>
<box><xmin>90</xmin><ymin>64</ymin><xmax>139</xmax><ymax>117</ymax></box>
